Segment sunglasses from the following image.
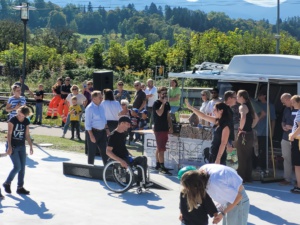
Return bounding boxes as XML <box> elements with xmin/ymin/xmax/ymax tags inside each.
<box><xmin>134</xmin><ymin>84</ymin><xmax>140</xmax><ymax>87</ymax></box>
<box><xmin>72</xmin><ymin>88</ymin><xmax>78</xmax><ymax>91</ymax></box>
<box><xmin>161</xmin><ymin>92</ymin><xmax>167</xmax><ymax>95</ymax></box>
<box><xmin>201</xmin><ymin>94</ymin><xmax>206</xmax><ymax>96</ymax></box>
<box><xmin>118</xmin><ymin>84</ymin><xmax>124</xmax><ymax>86</ymax></box>
<box><xmin>211</xmin><ymin>92</ymin><xmax>217</xmax><ymax>94</ymax></box>
<box><xmin>121</xmin><ymin>103</ymin><xmax>127</xmax><ymax>106</ymax></box>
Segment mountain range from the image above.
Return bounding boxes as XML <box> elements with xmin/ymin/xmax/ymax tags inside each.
<box><xmin>50</xmin><ymin>0</ymin><xmax>299</xmax><ymax>24</ymax></box>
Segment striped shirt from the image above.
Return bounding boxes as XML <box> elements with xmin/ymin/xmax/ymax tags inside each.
<box><xmin>7</xmin><ymin>96</ymin><xmax>26</xmax><ymax>119</ymax></box>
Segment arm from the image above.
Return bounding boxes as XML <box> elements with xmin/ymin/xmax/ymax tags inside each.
<box><xmin>289</xmin><ymin>121</ymin><xmax>300</xmax><ymax>141</ymax></box>
<box><xmin>26</xmin><ymin>89</ymin><xmax>34</xmax><ymax>98</ymax></box>
<box><xmin>167</xmin><ymin>112</ymin><xmax>173</xmax><ymax>134</ymax></box>
<box><xmin>106</xmin><ymin>146</ymin><xmax>128</xmax><ymax>168</ymax></box>
<box><xmin>252</xmin><ymin>112</ymin><xmax>259</xmax><ymax>128</ymax></box>
<box><xmin>215</xmin><ymin>126</ymin><xmax>229</xmax><ymax>164</ymax></box>
<box><xmin>185</xmin><ymin>99</ymin><xmax>216</xmax><ymax>124</ymax></box>
<box><xmin>7</xmin><ymin>122</ymin><xmax>13</xmax><ymax>155</ymax></box>
<box><xmin>156</xmin><ymin>99</ymin><xmax>167</xmax><ymax>117</ymax></box>
<box><xmin>6</xmin><ymin>102</ymin><xmax>21</xmax><ymax>112</ymax></box>
<box><xmin>139</xmin><ymin>100</ymin><xmax>146</xmax><ymax>112</ymax></box>
<box><xmin>25</xmin><ymin>125</ymin><xmax>33</xmax><ymax>155</ymax></box>
<box><xmin>238</xmin><ymin>105</ymin><xmax>248</xmax><ymax>130</ymax></box>
<box><xmin>127</xmin><ymin>91</ymin><xmax>131</xmax><ymax>103</ymax></box>
<box><xmin>169</xmin><ymin>94</ymin><xmax>180</xmax><ymax>102</ymax></box>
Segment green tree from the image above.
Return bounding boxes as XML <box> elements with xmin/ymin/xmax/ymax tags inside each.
<box><xmin>104</xmin><ymin>41</ymin><xmax>128</xmax><ymax>69</ymax></box>
<box><xmin>85</xmin><ymin>42</ymin><xmax>104</xmax><ymax>68</ymax></box>
<box><xmin>0</xmin><ymin>20</ymin><xmax>25</xmax><ymax>51</ymax></box>
<box><xmin>48</xmin><ymin>10</ymin><xmax>67</xmax><ymax>29</ymax></box>
<box><xmin>144</xmin><ymin>39</ymin><xmax>169</xmax><ymax>68</ymax></box>
<box><xmin>125</xmin><ymin>36</ymin><xmax>146</xmax><ymax>70</ymax></box>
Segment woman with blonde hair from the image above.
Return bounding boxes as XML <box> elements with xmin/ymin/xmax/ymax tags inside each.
<box><xmin>288</xmin><ymin>95</ymin><xmax>300</xmax><ymax>194</ymax></box>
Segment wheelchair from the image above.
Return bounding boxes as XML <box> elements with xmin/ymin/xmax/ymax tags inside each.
<box><xmin>102</xmin><ymin>159</ymin><xmax>151</xmax><ymax>194</ymax></box>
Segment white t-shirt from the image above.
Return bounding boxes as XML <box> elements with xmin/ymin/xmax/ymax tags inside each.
<box><xmin>200</xmin><ymin>164</ymin><xmax>243</xmax><ymax>205</ymax></box>
<box><xmin>200</xmin><ymin>101</ymin><xmax>210</xmax><ymax>114</ymax></box>
<box><xmin>66</xmin><ymin>93</ymin><xmax>87</xmax><ymax>106</ymax></box>
<box><xmin>207</xmin><ymin>98</ymin><xmax>222</xmax><ymax>115</ymax></box>
<box><xmin>145</xmin><ymin>86</ymin><xmax>158</xmax><ymax>107</ymax></box>
<box><xmin>100</xmin><ymin>100</ymin><xmax>122</xmax><ymax>121</ymax></box>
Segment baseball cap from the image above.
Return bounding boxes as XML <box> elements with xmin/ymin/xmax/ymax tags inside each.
<box><xmin>177</xmin><ymin>166</ymin><xmax>197</xmax><ymax>180</ymax></box>
<box><xmin>118</xmin><ymin>116</ymin><xmax>131</xmax><ymax>124</ymax></box>
<box><xmin>132</xmin><ymin>108</ymin><xmax>139</xmax><ymax>113</ymax></box>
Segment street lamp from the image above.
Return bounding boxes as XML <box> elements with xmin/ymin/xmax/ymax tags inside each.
<box><xmin>275</xmin><ymin>0</ymin><xmax>280</xmax><ymax>54</ymax></box>
<box><xmin>13</xmin><ymin>3</ymin><xmax>36</xmax><ymax>96</ymax></box>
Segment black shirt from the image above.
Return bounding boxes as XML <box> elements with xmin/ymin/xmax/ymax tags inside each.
<box><xmin>210</xmin><ymin>123</ymin><xmax>229</xmax><ymax>163</ymax></box>
<box><xmin>107</xmin><ymin>130</ymin><xmax>129</xmax><ymax>159</ymax></box>
<box><xmin>153</xmin><ymin>100</ymin><xmax>170</xmax><ymax>132</ymax></box>
<box><xmin>61</xmin><ymin>84</ymin><xmax>71</xmax><ymax>99</ymax></box>
<box><xmin>35</xmin><ymin>90</ymin><xmax>45</xmax><ymax>103</ymax></box>
<box><xmin>133</xmin><ymin>90</ymin><xmax>146</xmax><ymax>110</ymax></box>
<box><xmin>180</xmin><ymin>192</ymin><xmax>218</xmax><ymax>225</ymax></box>
<box><xmin>53</xmin><ymin>85</ymin><xmax>61</xmax><ymax>95</ymax></box>
<box><xmin>9</xmin><ymin>116</ymin><xmax>30</xmax><ymax>147</ymax></box>
<box><xmin>242</xmin><ymin>103</ymin><xmax>253</xmax><ymax>132</ymax></box>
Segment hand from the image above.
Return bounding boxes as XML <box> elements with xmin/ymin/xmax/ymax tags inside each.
<box><xmin>120</xmin><ymin>159</ymin><xmax>128</xmax><ymax>168</ymax></box>
<box><xmin>169</xmin><ymin>127</ymin><xmax>173</xmax><ymax>134</ymax></box>
<box><xmin>215</xmin><ymin>158</ymin><xmax>221</xmax><ymax>164</ymax></box>
<box><xmin>7</xmin><ymin>147</ymin><xmax>12</xmax><ymax>156</ymax></box>
<box><xmin>15</xmin><ymin>103</ymin><xmax>21</xmax><ymax>110</ymax></box>
<box><xmin>227</xmin><ymin>143</ymin><xmax>234</xmax><ymax>152</ymax></box>
<box><xmin>286</xmin><ymin>125</ymin><xmax>293</xmax><ymax>131</ymax></box>
<box><xmin>90</xmin><ymin>135</ymin><xmax>96</xmax><ymax>143</ymax></box>
<box><xmin>282</xmin><ymin>125</ymin><xmax>289</xmax><ymax>132</ymax></box>
<box><xmin>289</xmin><ymin>133</ymin><xmax>294</xmax><ymax>141</ymax></box>
<box><xmin>185</xmin><ymin>99</ymin><xmax>191</xmax><ymax>109</ymax></box>
<box><xmin>179</xmin><ymin>213</ymin><xmax>183</xmax><ymax>221</ymax></box>
<box><xmin>30</xmin><ymin>147</ymin><xmax>33</xmax><ymax>155</ymax></box>
<box><xmin>162</xmin><ymin>98</ymin><xmax>167</xmax><ymax>105</ymax></box>
<box><xmin>212</xmin><ymin>213</ymin><xmax>223</xmax><ymax>224</ymax></box>
<box><xmin>116</xmin><ymin>93</ymin><xmax>121</xmax><ymax>97</ymax></box>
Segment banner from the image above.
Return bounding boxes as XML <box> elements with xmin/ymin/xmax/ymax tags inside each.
<box><xmin>144</xmin><ymin>133</ymin><xmax>212</xmax><ymax>171</ymax></box>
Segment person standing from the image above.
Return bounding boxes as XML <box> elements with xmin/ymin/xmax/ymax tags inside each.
<box><xmin>33</xmin><ymin>84</ymin><xmax>45</xmax><ymax>125</ymax></box>
<box><xmin>101</xmin><ymin>89</ymin><xmax>122</xmax><ymax>132</ymax></box>
<box><xmin>145</xmin><ymin>79</ymin><xmax>157</xmax><ymax>127</ymax></box>
<box><xmin>6</xmin><ymin>85</ymin><xmax>26</xmax><ymax>120</ymax></box>
<box><xmin>3</xmin><ymin>106</ymin><xmax>33</xmax><ymax>195</ymax></box>
<box><xmin>58</xmin><ymin>77</ymin><xmax>72</xmax><ymax>126</ymax></box>
<box><xmin>236</xmin><ymin>90</ymin><xmax>259</xmax><ymax>183</ymax></box>
<box><xmin>153</xmin><ymin>86</ymin><xmax>173</xmax><ymax>175</ymax></box>
<box><xmin>85</xmin><ymin>91</ymin><xmax>110</xmax><ymax>165</ymax></box>
<box><xmin>113</xmin><ymin>81</ymin><xmax>131</xmax><ymax>103</ymax></box>
<box><xmin>254</xmin><ymin>89</ymin><xmax>276</xmax><ymax>172</ymax></box>
<box><xmin>82</xmin><ymin>80</ymin><xmax>94</xmax><ymax>106</ymax></box>
<box><xmin>46</xmin><ymin>77</ymin><xmax>63</xmax><ymax>119</ymax></box>
<box><xmin>61</xmin><ymin>85</ymin><xmax>87</xmax><ymax>138</ymax></box>
<box><xmin>288</xmin><ymin>95</ymin><xmax>300</xmax><ymax>194</ymax></box>
<box><xmin>168</xmin><ymin>79</ymin><xmax>181</xmax><ymax>114</ymax></box>
<box><xmin>69</xmin><ymin>96</ymin><xmax>82</xmax><ymax>141</ymax></box>
<box><xmin>133</xmin><ymin>81</ymin><xmax>146</xmax><ymax>113</ymax></box>
<box><xmin>207</xmin><ymin>88</ymin><xmax>222</xmax><ymax>116</ymax></box>
<box><xmin>185</xmin><ymin>100</ymin><xmax>231</xmax><ymax>165</ymax></box>
<box><xmin>14</xmin><ymin>76</ymin><xmax>34</xmax><ymax>97</ymax></box>
<box><xmin>181</xmin><ymin>164</ymin><xmax>250</xmax><ymax>225</ymax></box>
<box><xmin>279</xmin><ymin>93</ymin><xmax>296</xmax><ymax>185</ymax></box>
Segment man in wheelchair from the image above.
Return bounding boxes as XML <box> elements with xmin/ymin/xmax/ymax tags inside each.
<box><xmin>106</xmin><ymin>116</ymin><xmax>153</xmax><ymax>188</ymax></box>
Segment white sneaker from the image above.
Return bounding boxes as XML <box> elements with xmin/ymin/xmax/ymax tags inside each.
<box><xmin>61</xmin><ymin>134</ymin><xmax>65</xmax><ymax>138</ymax></box>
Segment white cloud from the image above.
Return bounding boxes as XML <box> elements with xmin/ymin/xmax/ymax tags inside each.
<box><xmin>244</xmin><ymin>0</ymin><xmax>287</xmax><ymax>7</ymax></box>
<box><xmin>186</xmin><ymin>0</ymin><xmax>198</xmax><ymax>2</ymax></box>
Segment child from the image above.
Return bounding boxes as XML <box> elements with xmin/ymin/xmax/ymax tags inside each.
<box><xmin>178</xmin><ymin>166</ymin><xmax>219</xmax><ymax>225</ymax></box>
<box><xmin>128</xmin><ymin>108</ymin><xmax>140</xmax><ymax>144</ymax></box>
<box><xmin>33</xmin><ymin>84</ymin><xmax>45</xmax><ymax>125</ymax></box>
<box><xmin>0</xmin><ymin>152</ymin><xmax>7</xmax><ymax>199</ymax></box>
<box><xmin>3</xmin><ymin>106</ymin><xmax>33</xmax><ymax>195</ymax></box>
<box><xmin>69</xmin><ymin>96</ymin><xmax>82</xmax><ymax>141</ymax></box>
<box><xmin>136</xmin><ymin>110</ymin><xmax>149</xmax><ymax>142</ymax></box>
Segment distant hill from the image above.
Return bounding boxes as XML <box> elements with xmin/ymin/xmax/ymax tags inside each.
<box><xmin>51</xmin><ymin>0</ymin><xmax>299</xmax><ymax>23</ymax></box>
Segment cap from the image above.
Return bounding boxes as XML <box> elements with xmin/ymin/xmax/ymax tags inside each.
<box><xmin>141</xmin><ymin>110</ymin><xmax>148</xmax><ymax>114</ymax></box>
<box><xmin>118</xmin><ymin>116</ymin><xmax>131</xmax><ymax>124</ymax></box>
<box><xmin>177</xmin><ymin>166</ymin><xmax>197</xmax><ymax>180</ymax></box>
<box><xmin>132</xmin><ymin>108</ymin><xmax>139</xmax><ymax>113</ymax></box>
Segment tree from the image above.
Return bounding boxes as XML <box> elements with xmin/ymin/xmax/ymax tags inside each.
<box><xmin>48</xmin><ymin>10</ymin><xmax>67</xmax><ymax>29</ymax></box>
<box><xmin>104</xmin><ymin>41</ymin><xmax>128</xmax><ymax>69</ymax></box>
<box><xmin>144</xmin><ymin>39</ymin><xmax>169</xmax><ymax>68</ymax></box>
<box><xmin>125</xmin><ymin>37</ymin><xmax>146</xmax><ymax>70</ymax></box>
<box><xmin>85</xmin><ymin>42</ymin><xmax>104</xmax><ymax>68</ymax></box>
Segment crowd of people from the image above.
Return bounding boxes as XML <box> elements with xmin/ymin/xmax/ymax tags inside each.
<box><xmin>2</xmin><ymin>76</ymin><xmax>300</xmax><ymax>225</ymax></box>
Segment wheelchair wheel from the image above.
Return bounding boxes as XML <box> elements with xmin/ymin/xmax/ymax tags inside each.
<box><xmin>103</xmin><ymin>161</ymin><xmax>134</xmax><ymax>193</ymax></box>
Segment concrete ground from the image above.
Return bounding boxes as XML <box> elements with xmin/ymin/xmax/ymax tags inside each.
<box><xmin>0</xmin><ymin>122</ymin><xmax>299</xmax><ymax>225</ymax></box>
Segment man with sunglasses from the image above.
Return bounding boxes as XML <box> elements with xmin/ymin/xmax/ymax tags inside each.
<box><xmin>58</xmin><ymin>77</ymin><xmax>72</xmax><ymax>127</ymax></box>
<box><xmin>133</xmin><ymin>81</ymin><xmax>146</xmax><ymax>113</ymax></box>
<box><xmin>207</xmin><ymin>88</ymin><xmax>222</xmax><ymax>117</ymax></box>
<box><xmin>153</xmin><ymin>86</ymin><xmax>173</xmax><ymax>175</ymax></box>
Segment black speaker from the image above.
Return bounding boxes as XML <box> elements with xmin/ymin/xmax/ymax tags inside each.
<box><xmin>93</xmin><ymin>70</ymin><xmax>113</xmax><ymax>91</ymax></box>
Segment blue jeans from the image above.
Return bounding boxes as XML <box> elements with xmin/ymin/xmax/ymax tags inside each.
<box><xmin>5</xmin><ymin>145</ymin><xmax>27</xmax><ymax>187</ymax></box>
<box><xmin>170</xmin><ymin>106</ymin><xmax>180</xmax><ymax>114</ymax></box>
<box><xmin>222</xmin><ymin>189</ymin><xmax>250</xmax><ymax>225</ymax></box>
<box><xmin>63</xmin><ymin>105</ymin><xmax>84</xmax><ymax>135</ymax></box>
<box><xmin>35</xmin><ymin>102</ymin><xmax>43</xmax><ymax>122</ymax></box>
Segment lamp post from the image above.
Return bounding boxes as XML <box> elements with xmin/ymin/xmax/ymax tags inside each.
<box><xmin>275</xmin><ymin>0</ymin><xmax>280</xmax><ymax>54</ymax></box>
<box><xmin>13</xmin><ymin>3</ymin><xmax>36</xmax><ymax>96</ymax></box>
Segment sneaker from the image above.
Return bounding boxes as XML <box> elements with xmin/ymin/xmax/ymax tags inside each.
<box><xmin>279</xmin><ymin>180</ymin><xmax>291</xmax><ymax>186</ymax></box>
<box><xmin>52</xmin><ymin>116</ymin><xmax>58</xmax><ymax>119</ymax></box>
<box><xmin>32</xmin><ymin>121</ymin><xmax>37</xmax><ymax>124</ymax></box>
<box><xmin>3</xmin><ymin>183</ymin><xmax>11</xmax><ymax>194</ymax></box>
<box><xmin>70</xmin><ymin>137</ymin><xmax>74</xmax><ymax>140</ymax></box>
<box><xmin>16</xmin><ymin>187</ymin><xmax>30</xmax><ymax>195</ymax></box>
<box><xmin>61</xmin><ymin>134</ymin><xmax>65</xmax><ymax>138</ymax></box>
<box><xmin>159</xmin><ymin>168</ymin><xmax>172</xmax><ymax>175</ymax></box>
<box><xmin>290</xmin><ymin>186</ymin><xmax>300</xmax><ymax>194</ymax></box>
<box><xmin>143</xmin><ymin>182</ymin><xmax>154</xmax><ymax>188</ymax></box>
<box><xmin>0</xmin><ymin>189</ymin><xmax>4</xmax><ymax>199</ymax></box>
<box><xmin>78</xmin><ymin>137</ymin><xmax>82</xmax><ymax>141</ymax></box>
<box><xmin>37</xmin><ymin>122</ymin><xmax>42</xmax><ymax>125</ymax></box>
<box><xmin>45</xmin><ymin>116</ymin><xmax>51</xmax><ymax>119</ymax></box>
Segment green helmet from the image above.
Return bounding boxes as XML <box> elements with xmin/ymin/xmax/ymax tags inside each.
<box><xmin>178</xmin><ymin>166</ymin><xmax>197</xmax><ymax>180</ymax></box>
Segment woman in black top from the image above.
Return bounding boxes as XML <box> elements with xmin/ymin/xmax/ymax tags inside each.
<box><xmin>185</xmin><ymin>99</ymin><xmax>232</xmax><ymax>165</ymax></box>
<box><xmin>236</xmin><ymin>90</ymin><xmax>259</xmax><ymax>183</ymax></box>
